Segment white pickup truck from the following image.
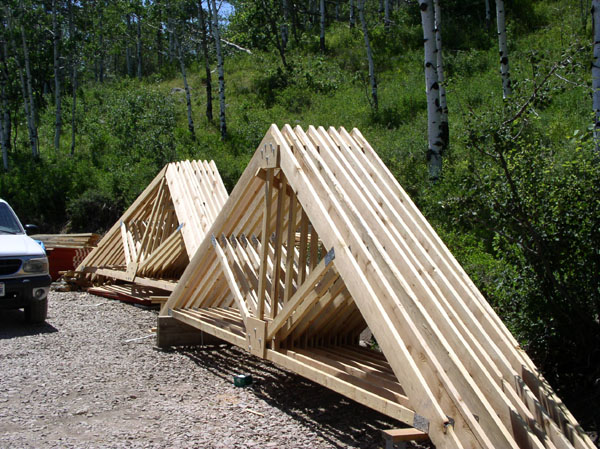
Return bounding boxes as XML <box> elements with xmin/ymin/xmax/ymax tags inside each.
<box><xmin>0</xmin><ymin>199</ymin><xmax>51</xmax><ymax>322</ymax></box>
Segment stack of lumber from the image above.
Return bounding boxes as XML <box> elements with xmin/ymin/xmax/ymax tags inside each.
<box><xmin>70</xmin><ymin>160</ymin><xmax>228</xmax><ymax>304</ymax></box>
<box><xmin>32</xmin><ymin>233</ymin><xmax>101</xmax><ymax>280</ymax></box>
<box><xmin>32</xmin><ymin>233</ymin><xmax>101</xmax><ymax>249</ymax></box>
<box><xmin>160</xmin><ymin>125</ymin><xmax>594</xmax><ymax>449</ymax></box>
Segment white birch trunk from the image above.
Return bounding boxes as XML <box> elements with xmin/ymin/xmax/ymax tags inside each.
<box><xmin>593</xmin><ymin>0</ymin><xmax>600</xmax><ymax>152</ymax></box>
<box><xmin>384</xmin><ymin>0</ymin><xmax>391</xmax><ymax>31</ymax></box>
<box><xmin>496</xmin><ymin>0</ymin><xmax>512</xmax><ymax>98</ymax></box>
<box><xmin>126</xmin><ymin>14</ymin><xmax>132</xmax><ymax>76</ymax></box>
<box><xmin>419</xmin><ymin>0</ymin><xmax>442</xmax><ymax>179</ymax></box>
<box><xmin>176</xmin><ymin>35</ymin><xmax>195</xmax><ymax>140</ymax></box>
<box><xmin>358</xmin><ymin>0</ymin><xmax>377</xmax><ymax>111</ymax></box>
<box><xmin>434</xmin><ymin>0</ymin><xmax>448</xmax><ymax>151</ymax></box>
<box><xmin>197</xmin><ymin>1</ymin><xmax>213</xmax><ymax>122</ymax></box>
<box><xmin>320</xmin><ymin>0</ymin><xmax>326</xmax><ymax>52</ymax></box>
<box><xmin>68</xmin><ymin>0</ymin><xmax>77</xmax><ymax>155</ymax></box>
<box><xmin>136</xmin><ymin>14</ymin><xmax>142</xmax><ymax>79</ymax></box>
<box><xmin>53</xmin><ymin>0</ymin><xmax>62</xmax><ymax>152</ymax></box>
<box><xmin>20</xmin><ymin>21</ymin><xmax>39</xmax><ymax>159</ymax></box>
<box><xmin>211</xmin><ymin>0</ymin><xmax>227</xmax><ymax>138</ymax></box>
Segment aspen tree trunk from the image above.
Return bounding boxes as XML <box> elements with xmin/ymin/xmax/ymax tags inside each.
<box><xmin>496</xmin><ymin>0</ymin><xmax>511</xmax><ymax>98</ymax></box>
<box><xmin>197</xmin><ymin>1</ymin><xmax>213</xmax><ymax>122</ymax></box>
<box><xmin>98</xmin><ymin>10</ymin><xmax>104</xmax><ymax>83</ymax></box>
<box><xmin>1</xmin><ymin>32</ymin><xmax>11</xmax><ymax>170</ymax></box>
<box><xmin>211</xmin><ymin>0</ymin><xmax>227</xmax><ymax>138</ymax></box>
<box><xmin>282</xmin><ymin>0</ymin><xmax>289</xmax><ymax>49</ymax></box>
<box><xmin>349</xmin><ymin>0</ymin><xmax>355</xmax><ymax>28</ymax></box>
<box><xmin>485</xmin><ymin>0</ymin><xmax>491</xmax><ymax>28</ymax></box>
<box><xmin>384</xmin><ymin>0</ymin><xmax>391</xmax><ymax>31</ymax></box>
<box><xmin>53</xmin><ymin>0</ymin><xmax>62</xmax><ymax>152</ymax></box>
<box><xmin>68</xmin><ymin>0</ymin><xmax>77</xmax><ymax>155</ymax></box>
<box><xmin>126</xmin><ymin>14</ymin><xmax>133</xmax><ymax>77</ymax></box>
<box><xmin>593</xmin><ymin>0</ymin><xmax>600</xmax><ymax>152</ymax></box>
<box><xmin>379</xmin><ymin>0</ymin><xmax>383</xmax><ymax>14</ymax></box>
<box><xmin>168</xmin><ymin>17</ymin><xmax>174</xmax><ymax>63</ymax></box>
<box><xmin>136</xmin><ymin>13</ymin><xmax>142</xmax><ymax>79</ymax></box>
<box><xmin>434</xmin><ymin>0</ymin><xmax>448</xmax><ymax>151</ymax></box>
<box><xmin>419</xmin><ymin>0</ymin><xmax>442</xmax><ymax>180</ymax></box>
<box><xmin>20</xmin><ymin>19</ymin><xmax>39</xmax><ymax>159</ymax></box>
<box><xmin>358</xmin><ymin>0</ymin><xmax>377</xmax><ymax>112</ymax></box>
<box><xmin>176</xmin><ymin>35</ymin><xmax>195</xmax><ymax>140</ymax></box>
<box><xmin>320</xmin><ymin>0</ymin><xmax>326</xmax><ymax>53</ymax></box>
<box><xmin>335</xmin><ymin>0</ymin><xmax>340</xmax><ymax>21</ymax></box>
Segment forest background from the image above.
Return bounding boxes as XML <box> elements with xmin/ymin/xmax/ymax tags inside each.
<box><xmin>0</xmin><ymin>0</ymin><xmax>599</xmax><ymax>440</ymax></box>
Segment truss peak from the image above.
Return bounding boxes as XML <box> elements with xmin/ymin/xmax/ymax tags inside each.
<box><xmin>161</xmin><ymin>125</ymin><xmax>594</xmax><ymax>449</ymax></box>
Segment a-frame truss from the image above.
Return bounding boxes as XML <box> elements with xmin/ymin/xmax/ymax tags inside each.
<box><xmin>161</xmin><ymin>126</ymin><xmax>594</xmax><ymax>449</ymax></box>
<box><xmin>73</xmin><ymin>160</ymin><xmax>228</xmax><ymax>297</ymax></box>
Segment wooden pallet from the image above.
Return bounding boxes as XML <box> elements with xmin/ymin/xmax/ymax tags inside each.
<box><xmin>70</xmin><ymin>160</ymin><xmax>228</xmax><ymax>299</ymax></box>
<box><xmin>160</xmin><ymin>125</ymin><xmax>594</xmax><ymax>449</ymax></box>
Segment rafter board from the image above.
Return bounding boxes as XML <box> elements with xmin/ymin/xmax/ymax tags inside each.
<box><xmin>161</xmin><ymin>125</ymin><xmax>593</xmax><ymax>449</ymax></box>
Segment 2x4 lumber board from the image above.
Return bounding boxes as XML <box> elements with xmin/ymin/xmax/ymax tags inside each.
<box><xmin>283</xmin><ymin>190</ymin><xmax>299</xmax><ymax>303</ymax></box>
<box><xmin>298</xmin><ymin>211</ymin><xmax>310</xmax><ymax>284</ymax></box>
<box><xmin>270</xmin><ymin>175</ymin><xmax>288</xmax><ymax>319</ymax></box>
<box><xmin>213</xmin><ymin>238</ymin><xmax>250</xmax><ymax>326</ymax></box>
<box><xmin>307</xmin><ymin>347</ymin><xmax>408</xmax><ymax>399</ymax></box>
<box><xmin>166</xmin><ymin>164</ymin><xmax>200</xmax><ymax>256</ymax></box>
<box><xmin>222</xmin><ymin>236</ymin><xmax>258</xmax><ymax>316</ymax></box>
<box><xmin>206</xmin><ymin>160</ymin><xmax>229</xmax><ymax>205</ymax></box>
<box><xmin>274</xmin><ymin>124</ymin><xmax>480</xmax><ymax>449</ymax></box>
<box><xmin>170</xmin><ymin>309</ymin><xmax>246</xmax><ymax>347</ymax></box>
<box><xmin>266</xmin><ymin>253</ymin><xmax>334</xmax><ymax>341</ymax></box>
<box><xmin>139</xmin><ymin>227</ymin><xmax>186</xmax><ymax>276</ymax></box>
<box><xmin>296</xmin><ymin>126</ymin><xmax>538</xmax><ymax>449</ymax></box>
<box><xmin>291</xmin><ymin>348</ymin><xmax>410</xmax><ymax>408</ymax></box>
<box><xmin>288</xmin><ymin>278</ymin><xmax>347</xmax><ymax>342</ymax></box>
<box><xmin>309</xmin><ymin>224</ymin><xmax>319</xmax><ymax>270</ymax></box>
<box><xmin>163</xmin><ymin>155</ymin><xmax>264</xmax><ymax>313</ymax></box>
<box><xmin>120</xmin><ymin>222</ymin><xmax>132</xmax><ymax>265</ymax></box>
<box><xmin>92</xmin><ymin>267</ymin><xmax>178</xmax><ymax>291</ymax></box>
<box><xmin>258</xmin><ymin>169</ymin><xmax>274</xmax><ymax>319</ymax></box>
<box><xmin>267</xmin><ymin>349</ymin><xmax>415</xmax><ymax>426</ymax></box>
<box><xmin>137</xmin><ymin>176</ymin><xmax>167</xmax><ymax>263</ymax></box>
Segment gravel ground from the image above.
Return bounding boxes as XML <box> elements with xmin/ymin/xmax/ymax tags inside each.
<box><xmin>0</xmin><ymin>291</ymin><xmax>431</xmax><ymax>449</ymax></box>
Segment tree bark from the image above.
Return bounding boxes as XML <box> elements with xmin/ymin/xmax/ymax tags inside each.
<box><xmin>176</xmin><ymin>35</ymin><xmax>195</xmax><ymax>140</ymax></box>
<box><xmin>593</xmin><ymin>0</ymin><xmax>600</xmax><ymax>153</ymax></box>
<box><xmin>485</xmin><ymin>0</ymin><xmax>491</xmax><ymax>29</ymax></box>
<box><xmin>320</xmin><ymin>0</ymin><xmax>326</xmax><ymax>53</ymax></box>
<box><xmin>349</xmin><ymin>0</ymin><xmax>355</xmax><ymax>28</ymax></box>
<box><xmin>419</xmin><ymin>0</ymin><xmax>442</xmax><ymax>180</ymax></box>
<box><xmin>68</xmin><ymin>0</ymin><xmax>77</xmax><ymax>155</ymax></box>
<box><xmin>126</xmin><ymin>14</ymin><xmax>133</xmax><ymax>77</ymax></box>
<box><xmin>136</xmin><ymin>12</ymin><xmax>142</xmax><ymax>79</ymax></box>
<box><xmin>282</xmin><ymin>0</ymin><xmax>289</xmax><ymax>49</ymax></box>
<box><xmin>434</xmin><ymin>0</ymin><xmax>448</xmax><ymax>151</ymax></box>
<box><xmin>210</xmin><ymin>0</ymin><xmax>226</xmax><ymax>139</ymax></box>
<box><xmin>358</xmin><ymin>0</ymin><xmax>377</xmax><ymax>112</ymax></box>
<box><xmin>384</xmin><ymin>0</ymin><xmax>391</xmax><ymax>31</ymax></box>
<box><xmin>19</xmin><ymin>11</ymin><xmax>39</xmax><ymax>159</ymax></box>
<box><xmin>496</xmin><ymin>0</ymin><xmax>511</xmax><ymax>98</ymax></box>
<box><xmin>197</xmin><ymin>1</ymin><xmax>213</xmax><ymax>122</ymax></box>
<box><xmin>53</xmin><ymin>0</ymin><xmax>62</xmax><ymax>153</ymax></box>
<box><xmin>0</xmin><ymin>32</ymin><xmax>11</xmax><ymax>170</ymax></box>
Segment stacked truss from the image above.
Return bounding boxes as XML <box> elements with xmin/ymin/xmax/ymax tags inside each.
<box><xmin>161</xmin><ymin>126</ymin><xmax>593</xmax><ymax>449</ymax></box>
<box><xmin>73</xmin><ymin>160</ymin><xmax>227</xmax><ymax>297</ymax></box>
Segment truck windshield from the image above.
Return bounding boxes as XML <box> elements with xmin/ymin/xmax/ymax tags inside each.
<box><xmin>0</xmin><ymin>203</ymin><xmax>24</xmax><ymax>234</ymax></box>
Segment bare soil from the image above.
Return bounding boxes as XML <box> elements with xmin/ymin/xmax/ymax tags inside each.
<box><xmin>0</xmin><ymin>291</ymin><xmax>428</xmax><ymax>449</ymax></box>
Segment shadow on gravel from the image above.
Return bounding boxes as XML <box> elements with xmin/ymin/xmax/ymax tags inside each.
<box><xmin>0</xmin><ymin>309</ymin><xmax>58</xmax><ymax>339</ymax></box>
<box><xmin>175</xmin><ymin>345</ymin><xmax>433</xmax><ymax>449</ymax></box>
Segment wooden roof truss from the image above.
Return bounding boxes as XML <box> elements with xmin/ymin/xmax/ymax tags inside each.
<box><xmin>161</xmin><ymin>125</ymin><xmax>593</xmax><ymax>449</ymax></box>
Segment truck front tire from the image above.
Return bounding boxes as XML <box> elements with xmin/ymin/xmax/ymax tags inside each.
<box><xmin>25</xmin><ymin>298</ymin><xmax>48</xmax><ymax>323</ymax></box>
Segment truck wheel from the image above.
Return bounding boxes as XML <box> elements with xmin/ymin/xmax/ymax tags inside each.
<box><xmin>25</xmin><ymin>298</ymin><xmax>48</xmax><ymax>323</ymax></box>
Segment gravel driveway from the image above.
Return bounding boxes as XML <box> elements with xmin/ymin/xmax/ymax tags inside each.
<box><xmin>0</xmin><ymin>291</ymin><xmax>425</xmax><ymax>449</ymax></box>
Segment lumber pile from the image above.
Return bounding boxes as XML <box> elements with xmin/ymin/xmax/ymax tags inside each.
<box><xmin>32</xmin><ymin>233</ymin><xmax>101</xmax><ymax>249</ymax></box>
<box><xmin>69</xmin><ymin>160</ymin><xmax>227</xmax><ymax>304</ymax></box>
<box><xmin>159</xmin><ymin>125</ymin><xmax>594</xmax><ymax>449</ymax></box>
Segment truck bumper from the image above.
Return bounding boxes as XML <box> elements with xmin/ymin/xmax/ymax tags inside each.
<box><xmin>0</xmin><ymin>275</ymin><xmax>52</xmax><ymax>309</ymax></box>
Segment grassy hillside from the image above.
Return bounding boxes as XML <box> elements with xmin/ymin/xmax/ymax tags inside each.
<box><xmin>1</xmin><ymin>0</ymin><xmax>598</xmax><ymax>437</ymax></box>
